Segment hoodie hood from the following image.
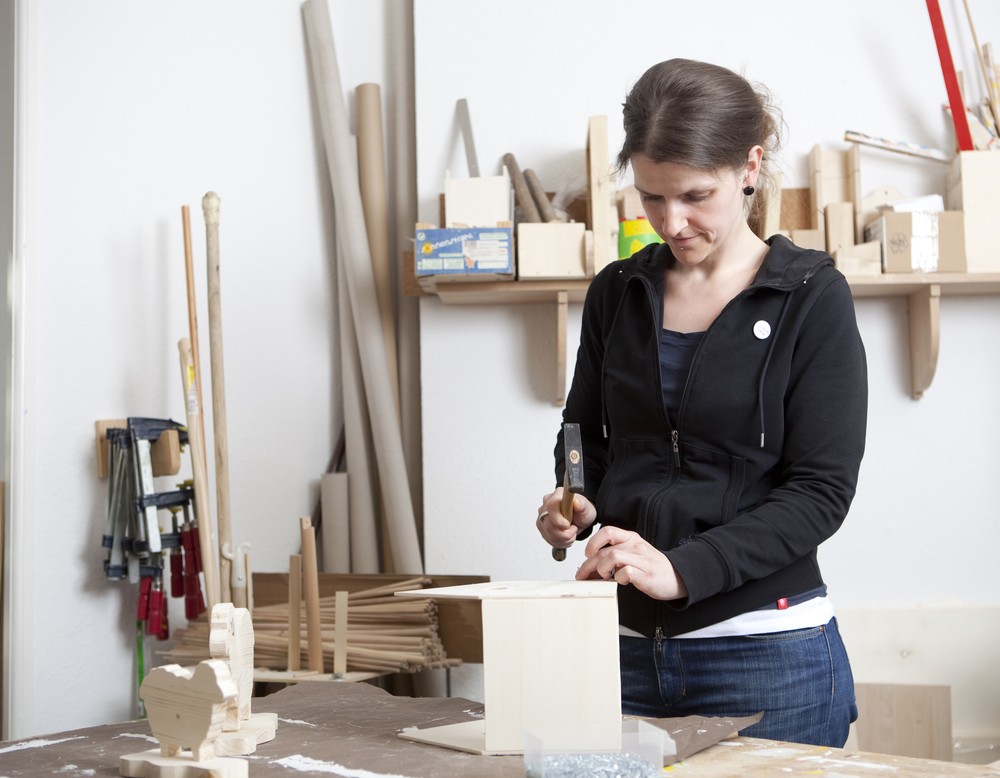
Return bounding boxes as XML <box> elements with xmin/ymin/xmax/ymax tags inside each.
<box><xmin>618</xmin><ymin>233</ymin><xmax>834</xmax><ymax>292</ymax></box>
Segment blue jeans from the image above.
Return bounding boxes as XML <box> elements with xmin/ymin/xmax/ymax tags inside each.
<box><xmin>619</xmin><ymin>618</ymin><xmax>857</xmax><ymax>747</ymax></box>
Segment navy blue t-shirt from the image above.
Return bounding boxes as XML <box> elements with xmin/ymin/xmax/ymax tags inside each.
<box><xmin>659</xmin><ymin>328</ymin><xmax>705</xmax><ymax>420</ymax></box>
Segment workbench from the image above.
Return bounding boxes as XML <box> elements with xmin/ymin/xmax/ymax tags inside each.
<box><xmin>2</xmin><ymin>681</ymin><xmax>998</xmax><ymax>777</ymax></box>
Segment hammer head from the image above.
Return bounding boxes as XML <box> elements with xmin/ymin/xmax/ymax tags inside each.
<box><xmin>563</xmin><ymin>422</ymin><xmax>584</xmax><ymax>495</ymax></box>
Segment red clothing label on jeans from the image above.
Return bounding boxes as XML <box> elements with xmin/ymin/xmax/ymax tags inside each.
<box><xmin>777</xmin><ymin>597</ymin><xmax>789</xmax><ymax>610</ymax></box>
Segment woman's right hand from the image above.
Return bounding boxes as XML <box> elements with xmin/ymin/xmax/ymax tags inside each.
<box><xmin>535</xmin><ymin>488</ymin><xmax>597</xmax><ymax>553</ymax></box>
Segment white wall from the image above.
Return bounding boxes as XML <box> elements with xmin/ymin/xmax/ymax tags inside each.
<box><xmin>414</xmin><ymin>0</ymin><xmax>1000</xmax><ymax>736</ymax></box>
<box><xmin>4</xmin><ymin>0</ymin><xmax>1000</xmax><ymax>745</ymax></box>
<box><xmin>3</xmin><ymin>0</ymin><xmax>400</xmax><ymax>739</ymax></box>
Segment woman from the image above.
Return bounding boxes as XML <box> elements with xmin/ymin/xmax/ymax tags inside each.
<box><xmin>535</xmin><ymin>58</ymin><xmax>867</xmax><ymax>747</ymax></box>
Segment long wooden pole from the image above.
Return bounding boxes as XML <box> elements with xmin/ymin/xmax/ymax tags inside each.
<box><xmin>356</xmin><ymin>83</ymin><xmax>400</xmax><ymax>420</ymax></box>
<box><xmin>303</xmin><ymin>0</ymin><xmax>423</xmax><ymax>574</ymax></box>
<box><xmin>926</xmin><ymin>0</ymin><xmax>975</xmax><ymax>151</ymax></box>
<box><xmin>181</xmin><ymin>206</ymin><xmax>207</xmax><ymax>436</ymax></box>
<box><xmin>202</xmin><ymin>191</ymin><xmax>234</xmax><ymax>604</ymax></box>
<box><xmin>178</xmin><ymin>338</ymin><xmax>219</xmax><ymax>610</ymax></box>
<box><xmin>180</xmin><ymin>205</ymin><xmax>218</xmax><ymax>608</ymax></box>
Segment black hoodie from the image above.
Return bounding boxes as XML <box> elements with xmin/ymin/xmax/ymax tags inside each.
<box><xmin>556</xmin><ymin>235</ymin><xmax>868</xmax><ymax>637</ymax></box>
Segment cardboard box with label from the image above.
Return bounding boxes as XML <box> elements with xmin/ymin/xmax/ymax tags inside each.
<box><xmin>415</xmin><ymin>227</ymin><xmax>514</xmax><ymax>279</ymax></box>
<box><xmin>864</xmin><ymin>211</ymin><xmax>965</xmax><ymax>273</ymax></box>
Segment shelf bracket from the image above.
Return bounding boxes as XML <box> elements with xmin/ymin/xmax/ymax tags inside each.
<box><xmin>554</xmin><ymin>292</ymin><xmax>568</xmax><ymax>406</ymax></box>
<box><xmin>907</xmin><ymin>284</ymin><xmax>941</xmax><ymax>400</ymax></box>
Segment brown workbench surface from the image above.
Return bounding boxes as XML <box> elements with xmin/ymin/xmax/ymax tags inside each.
<box><xmin>2</xmin><ymin>681</ymin><xmax>999</xmax><ymax>777</ymax></box>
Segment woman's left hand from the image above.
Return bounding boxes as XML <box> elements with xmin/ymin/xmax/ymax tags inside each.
<box><xmin>575</xmin><ymin>525</ymin><xmax>688</xmax><ymax>601</ymax></box>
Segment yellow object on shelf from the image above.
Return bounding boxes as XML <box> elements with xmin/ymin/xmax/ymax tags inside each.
<box><xmin>618</xmin><ymin>218</ymin><xmax>662</xmax><ymax>259</ymax></box>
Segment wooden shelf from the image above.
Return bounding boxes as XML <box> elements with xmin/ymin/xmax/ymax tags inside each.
<box><xmin>847</xmin><ymin>273</ymin><xmax>1000</xmax><ymax>398</ymax></box>
<box><xmin>422</xmin><ymin>273</ymin><xmax>1000</xmax><ymax>403</ymax></box>
<box><xmin>419</xmin><ymin>278</ymin><xmax>590</xmax><ymax>306</ymax></box>
<box><xmin>846</xmin><ymin>272</ymin><xmax>1000</xmax><ymax>297</ymax></box>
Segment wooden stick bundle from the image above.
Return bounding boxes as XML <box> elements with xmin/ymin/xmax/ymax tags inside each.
<box><xmin>161</xmin><ymin>577</ymin><xmax>455</xmax><ymax>675</ymax></box>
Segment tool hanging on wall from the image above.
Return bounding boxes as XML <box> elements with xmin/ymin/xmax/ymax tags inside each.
<box><xmin>100</xmin><ymin>418</ymin><xmax>207</xmax><ymax>637</ymax></box>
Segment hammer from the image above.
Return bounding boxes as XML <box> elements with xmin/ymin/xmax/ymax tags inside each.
<box><xmin>553</xmin><ymin>422</ymin><xmax>585</xmax><ymax>561</ymax></box>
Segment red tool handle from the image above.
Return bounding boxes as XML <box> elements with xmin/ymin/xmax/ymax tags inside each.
<box><xmin>158</xmin><ymin>595</ymin><xmax>170</xmax><ymax>641</ymax></box>
<box><xmin>170</xmin><ymin>550</ymin><xmax>185</xmax><ymax>598</ymax></box>
<box><xmin>926</xmin><ymin>0</ymin><xmax>975</xmax><ymax>151</ymax></box>
<box><xmin>136</xmin><ymin>576</ymin><xmax>152</xmax><ymax>620</ymax></box>
<box><xmin>146</xmin><ymin>582</ymin><xmax>163</xmax><ymax>636</ymax></box>
<box><xmin>189</xmin><ymin>521</ymin><xmax>203</xmax><ymax>574</ymax></box>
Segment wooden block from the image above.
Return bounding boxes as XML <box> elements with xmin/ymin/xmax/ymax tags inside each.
<box><xmin>96</xmin><ymin>420</ymin><xmax>180</xmax><ymax>479</ymax></box>
<box><xmin>120</xmin><ymin>748</ymin><xmax>247</xmax><ymax>778</ymax></box>
<box><xmin>834</xmin><ymin>241</ymin><xmax>882</xmax><ymax>276</ymax></box>
<box><xmin>825</xmin><ymin>202</ymin><xmax>855</xmax><ymax>255</ymax></box>
<box><xmin>517</xmin><ymin>222</ymin><xmax>587</xmax><ymax>279</ymax></box>
<box><xmin>946</xmin><ymin>150</ymin><xmax>1000</xmax><ymax>272</ymax></box>
<box><xmin>779</xmin><ymin>187</ymin><xmax>812</xmax><ymax>232</ymax></box>
<box><xmin>848</xmin><ymin>143</ymin><xmax>864</xmax><ymax>243</ymax></box>
<box><xmin>860</xmin><ymin>185</ymin><xmax>906</xmax><ymax>242</ymax></box>
<box><xmin>790</xmin><ymin>229</ymin><xmax>826</xmax><ymax>251</ymax></box>
<box><xmin>854</xmin><ymin>683</ymin><xmax>953</xmax><ymax>762</ymax></box>
<box><xmin>150</xmin><ymin>429</ymin><xmax>181</xmax><ymax>477</ymax></box>
<box><xmin>95</xmin><ymin>419</ymin><xmax>127</xmax><ymax>479</ymax></box>
<box><xmin>616</xmin><ymin>185</ymin><xmax>644</xmax><ymax>221</ymax></box>
<box><xmin>586</xmin><ymin>115</ymin><xmax>616</xmax><ymax>273</ymax></box>
<box><xmin>444</xmin><ymin>168</ymin><xmax>512</xmax><ymax>227</ymax></box>
<box><xmin>809</xmin><ymin>144</ymin><xmax>851</xmax><ymax>229</ymax></box>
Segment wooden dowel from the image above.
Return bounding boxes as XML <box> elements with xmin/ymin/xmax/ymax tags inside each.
<box><xmin>333</xmin><ymin>590</ymin><xmax>348</xmax><ymax>676</ymax></box>
<box><xmin>502</xmin><ymin>152</ymin><xmax>541</xmax><ymax>223</ymax></box>
<box><xmin>202</xmin><ymin>191</ymin><xmax>235</xmax><ymax>605</ymax></box>
<box><xmin>300</xmin><ymin>518</ymin><xmax>324</xmax><ymax>672</ymax></box>
<box><xmin>524</xmin><ymin>169</ymin><xmax>558</xmax><ymax>222</ymax></box>
<box><xmin>288</xmin><ymin>554</ymin><xmax>301</xmax><ymax>671</ymax></box>
<box><xmin>177</xmin><ymin>338</ymin><xmax>219</xmax><ymax>609</ymax></box>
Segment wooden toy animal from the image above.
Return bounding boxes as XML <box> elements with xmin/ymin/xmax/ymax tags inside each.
<box><xmin>209</xmin><ymin>602</ymin><xmax>255</xmax><ymax>731</ymax></box>
<box><xmin>140</xmin><ymin>659</ymin><xmax>237</xmax><ymax>762</ymax></box>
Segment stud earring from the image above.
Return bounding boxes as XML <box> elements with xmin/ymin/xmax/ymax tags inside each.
<box><xmin>743</xmin><ymin>184</ymin><xmax>755</xmax><ymax>196</ymax></box>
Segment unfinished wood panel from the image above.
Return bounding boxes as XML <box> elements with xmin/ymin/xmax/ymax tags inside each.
<box><xmin>516</xmin><ymin>222</ymin><xmax>587</xmax><ymax>279</ymax></box>
<box><xmin>855</xmin><ymin>683</ymin><xmax>953</xmax><ymax>762</ymax></box>
<box><xmin>397</xmin><ymin>580</ymin><xmax>620</xmax><ymax>755</ymax></box>
<box><xmin>587</xmin><ymin>115</ymin><xmax>615</xmax><ymax>273</ymax></box>
<box><xmin>825</xmin><ymin>202</ymin><xmax>855</xmax><ymax>256</ymax></box>
<box><xmin>790</xmin><ymin>229</ymin><xmax>826</xmax><ymax>251</ymax></box>
<box><xmin>809</xmin><ymin>144</ymin><xmax>851</xmax><ymax>230</ymax></box>
<box><xmin>835</xmin><ymin>241</ymin><xmax>882</xmax><ymax>276</ymax></box>
<box><xmin>779</xmin><ymin>187</ymin><xmax>812</xmax><ymax>232</ymax></box>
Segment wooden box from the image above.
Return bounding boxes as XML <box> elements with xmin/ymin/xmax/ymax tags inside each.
<box><xmin>517</xmin><ymin>222</ymin><xmax>588</xmax><ymax>279</ymax></box>
<box><xmin>864</xmin><ymin>212</ymin><xmax>965</xmax><ymax>273</ymax></box>
<box><xmin>397</xmin><ymin>580</ymin><xmax>621</xmax><ymax>755</ymax></box>
<box><xmin>946</xmin><ymin>151</ymin><xmax>1000</xmax><ymax>273</ymax></box>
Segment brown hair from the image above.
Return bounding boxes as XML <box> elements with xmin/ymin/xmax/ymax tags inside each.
<box><xmin>617</xmin><ymin>59</ymin><xmax>783</xmax><ymax>231</ymax></box>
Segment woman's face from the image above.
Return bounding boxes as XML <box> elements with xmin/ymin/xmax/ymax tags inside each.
<box><xmin>631</xmin><ymin>152</ymin><xmax>754</xmax><ymax>268</ymax></box>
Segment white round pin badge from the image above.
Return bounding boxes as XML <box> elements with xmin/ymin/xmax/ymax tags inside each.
<box><xmin>753</xmin><ymin>320</ymin><xmax>771</xmax><ymax>340</ymax></box>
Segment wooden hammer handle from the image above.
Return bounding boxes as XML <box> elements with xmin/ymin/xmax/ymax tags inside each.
<box><xmin>552</xmin><ymin>471</ymin><xmax>573</xmax><ymax>561</ymax></box>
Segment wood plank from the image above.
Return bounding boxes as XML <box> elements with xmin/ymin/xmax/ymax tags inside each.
<box><xmin>854</xmin><ymin>683</ymin><xmax>953</xmax><ymax>762</ymax></box>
